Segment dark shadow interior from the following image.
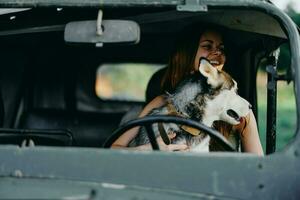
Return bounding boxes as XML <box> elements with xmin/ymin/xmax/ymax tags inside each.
<box><xmin>0</xmin><ymin>7</ymin><xmax>285</xmax><ymax>147</ymax></box>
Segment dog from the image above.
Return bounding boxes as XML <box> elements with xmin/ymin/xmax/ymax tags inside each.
<box><xmin>130</xmin><ymin>58</ymin><xmax>251</xmax><ymax>152</ymax></box>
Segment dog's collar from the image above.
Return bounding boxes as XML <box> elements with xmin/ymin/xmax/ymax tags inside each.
<box><xmin>165</xmin><ymin>103</ymin><xmax>201</xmax><ymax>136</ymax></box>
<box><xmin>180</xmin><ymin>125</ymin><xmax>201</xmax><ymax>136</ymax></box>
<box><xmin>166</xmin><ymin>103</ymin><xmax>182</xmax><ymax>117</ymax></box>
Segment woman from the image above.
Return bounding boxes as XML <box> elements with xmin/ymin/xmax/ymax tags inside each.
<box><xmin>112</xmin><ymin>24</ymin><xmax>264</xmax><ymax>155</ymax></box>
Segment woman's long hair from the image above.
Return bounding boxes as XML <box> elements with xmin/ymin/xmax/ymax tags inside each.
<box><xmin>161</xmin><ymin>25</ymin><xmax>204</xmax><ymax>93</ymax></box>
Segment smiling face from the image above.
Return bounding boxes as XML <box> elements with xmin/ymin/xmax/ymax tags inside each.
<box><xmin>194</xmin><ymin>30</ymin><xmax>226</xmax><ymax>71</ymax></box>
<box><xmin>161</xmin><ymin>27</ymin><xmax>228</xmax><ymax>93</ymax></box>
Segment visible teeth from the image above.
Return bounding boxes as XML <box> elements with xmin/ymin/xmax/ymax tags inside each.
<box><xmin>210</xmin><ymin>60</ymin><xmax>219</xmax><ymax>65</ymax></box>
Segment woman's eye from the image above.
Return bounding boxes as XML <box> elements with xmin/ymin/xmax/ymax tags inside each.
<box><xmin>201</xmin><ymin>44</ymin><xmax>212</xmax><ymax>50</ymax></box>
<box><xmin>219</xmin><ymin>46</ymin><xmax>225</xmax><ymax>53</ymax></box>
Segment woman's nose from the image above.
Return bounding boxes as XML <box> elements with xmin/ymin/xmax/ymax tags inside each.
<box><xmin>212</xmin><ymin>48</ymin><xmax>222</xmax><ymax>55</ymax></box>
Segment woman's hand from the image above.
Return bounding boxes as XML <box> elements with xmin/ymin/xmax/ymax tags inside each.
<box><xmin>136</xmin><ymin>132</ymin><xmax>188</xmax><ymax>151</ymax></box>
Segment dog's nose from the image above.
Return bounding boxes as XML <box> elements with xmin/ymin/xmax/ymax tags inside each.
<box><xmin>249</xmin><ymin>104</ymin><xmax>252</xmax><ymax>109</ymax></box>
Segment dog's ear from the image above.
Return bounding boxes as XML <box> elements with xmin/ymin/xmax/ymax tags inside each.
<box><xmin>199</xmin><ymin>58</ymin><xmax>221</xmax><ymax>88</ymax></box>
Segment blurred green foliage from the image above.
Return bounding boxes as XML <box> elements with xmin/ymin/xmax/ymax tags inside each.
<box><xmin>257</xmin><ymin>72</ymin><xmax>296</xmax><ymax>152</ymax></box>
<box><xmin>97</xmin><ymin>63</ymin><xmax>164</xmax><ymax>101</ymax></box>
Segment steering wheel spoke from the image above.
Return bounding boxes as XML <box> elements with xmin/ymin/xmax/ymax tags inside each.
<box><xmin>144</xmin><ymin>124</ymin><xmax>160</xmax><ymax>150</ymax></box>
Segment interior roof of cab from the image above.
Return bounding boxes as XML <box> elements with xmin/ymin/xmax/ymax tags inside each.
<box><xmin>0</xmin><ymin>2</ymin><xmax>288</xmax><ymax>38</ymax></box>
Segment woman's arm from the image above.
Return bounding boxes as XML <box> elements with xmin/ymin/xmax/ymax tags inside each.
<box><xmin>236</xmin><ymin>110</ymin><xmax>264</xmax><ymax>156</ymax></box>
<box><xmin>111</xmin><ymin>95</ymin><xmax>188</xmax><ymax>151</ymax></box>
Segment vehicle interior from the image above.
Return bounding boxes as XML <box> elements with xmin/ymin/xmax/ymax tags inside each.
<box><xmin>0</xmin><ymin>6</ymin><xmax>294</xmax><ymax>151</ymax></box>
<box><xmin>0</xmin><ymin>1</ymin><xmax>300</xmax><ymax>199</ymax></box>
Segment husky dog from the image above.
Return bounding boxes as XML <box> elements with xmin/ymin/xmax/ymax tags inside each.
<box><xmin>131</xmin><ymin>58</ymin><xmax>251</xmax><ymax>152</ymax></box>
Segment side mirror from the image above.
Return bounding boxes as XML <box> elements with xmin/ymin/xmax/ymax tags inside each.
<box><xmin>64</xmin><ymin>20</ymin><xmax>140</xmax><ymax>46</ymax></box>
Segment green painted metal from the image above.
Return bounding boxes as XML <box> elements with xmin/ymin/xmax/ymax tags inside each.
<box><xmin>0</xmin><ymin>143</ymin><xmax>299</xmax><ymax>199</ymax></box>
<box><xmin>0</xmin><ymin>0</ymin><xmax>183</xmax><ymax>7</ymax></box>
<box><xmin>0</xmin><ymin>0</ymin><xmax>268</xmax><ymax>8</ymax></box>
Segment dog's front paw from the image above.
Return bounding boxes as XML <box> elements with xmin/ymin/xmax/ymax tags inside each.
<box><xmin>189</xmin><ymin>136</ymin><xmax>210</xmax><ymax>152</ymax></box>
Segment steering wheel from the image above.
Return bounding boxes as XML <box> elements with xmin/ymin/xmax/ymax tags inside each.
<box><xmin>103</xmin><ymin>115</ymin><xmax>235</xmax><ymax>151</ymax></box>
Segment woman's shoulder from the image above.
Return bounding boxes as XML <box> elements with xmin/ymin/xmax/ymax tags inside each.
<box><xmin>145</xmin><ymin>95</ymin><xmax>167</xmax><ymax>110</ymax></box>
<box><xmin>151</xmin><ymin>95</ymin><xmax>167</xmax><ymax>105</ymax></box>
<box><xmin>139</xmin><ymin>95</ymin><xmax>167</xmax><ymax>117</ymax></box>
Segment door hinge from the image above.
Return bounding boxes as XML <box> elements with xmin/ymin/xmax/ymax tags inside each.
<box><xmin>177</xmin><ymin>0</ymin><xmax>208</xmax><ymax>12</ymax></box>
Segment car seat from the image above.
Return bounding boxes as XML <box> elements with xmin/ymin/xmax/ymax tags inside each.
<box><xmin>119</xmin><ymin>67</ymin><xmax>166</xmax><ymax>125</ymax></box>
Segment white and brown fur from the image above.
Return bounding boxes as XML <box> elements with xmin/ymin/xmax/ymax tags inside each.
<box><xmin>131</xmin><ymin>58</ymin><xmax>251</xmax><ymax>152</ymax></box>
